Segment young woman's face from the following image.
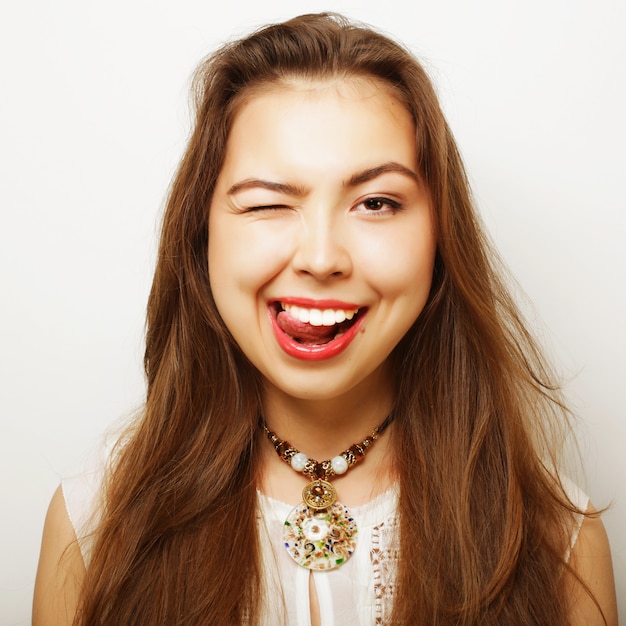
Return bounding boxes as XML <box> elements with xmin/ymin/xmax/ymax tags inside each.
<box><xmin>208</xmin><ymin>78</ymin><xmax>436</xmax><ymax>403</ymax></box>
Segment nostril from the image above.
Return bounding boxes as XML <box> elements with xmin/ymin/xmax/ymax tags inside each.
<box><xmin>291</xmin><ymin>225</ymin><xmax>352</xmax><ymax>279</ymax></box>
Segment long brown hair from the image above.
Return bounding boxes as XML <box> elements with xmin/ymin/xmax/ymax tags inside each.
<box><xmin>76</xmin><ymin>13</ymin><xmax>594</xmax><ymax>624</ymax></box>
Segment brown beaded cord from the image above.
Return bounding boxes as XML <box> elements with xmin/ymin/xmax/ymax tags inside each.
<box><xmin>262</xmin><ymin>413</ymin><xmax>394</xmax><ymax>510</ymax></box>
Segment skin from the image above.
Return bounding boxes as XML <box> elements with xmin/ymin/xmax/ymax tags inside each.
<box><xmin>33</xmin><ymin>486</ymin><xmax>85</xmax><ymax>626</ymax></box>
<box><xmin>209</xmin><ymin>78</ymin><xmax>436</xmax><ymax>461</ymax></box>
<box><xmin>33</xmin><ymin>78</ymin><xmax>618</xmax><ymax>625</ymax></box>
<box><xmin>568</xmin><ymin>508</ymin><xmax>618</xmax><ymax>624</ymax></box>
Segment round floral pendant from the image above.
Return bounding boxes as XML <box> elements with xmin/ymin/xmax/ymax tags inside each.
<box><xmin>283</xmin><ymin>501</ymin><xmax>358</xmax><ymax>570</ymax></box>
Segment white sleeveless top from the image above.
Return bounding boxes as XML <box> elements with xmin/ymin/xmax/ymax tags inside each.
<box><xmin>61</xmin><ymin>446</ymin><xmax>588</xmax><ymax>626</ymax></box>
<box><xmin>256</xmin><ymin>488</ymin><xmax>399</xmax><ymax>625</ymax></box>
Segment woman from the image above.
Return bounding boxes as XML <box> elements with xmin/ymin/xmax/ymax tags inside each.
<box><xmin>33</xmin><ymin>13</ymin><xmax>617</xmax><ymax>625</ymax></box>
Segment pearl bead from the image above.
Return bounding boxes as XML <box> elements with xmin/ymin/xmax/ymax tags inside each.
<box><xmin>290</xmin><ymin>452</ymin><xmax>309</xmax><ymax>472</ymax></box>
<box><xmin>331</xmin><ymin>455</ymin><xmax>348</xmax><ymax>475</ymax></box>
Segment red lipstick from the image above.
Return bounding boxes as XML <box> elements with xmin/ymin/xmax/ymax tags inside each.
<box><xmin>268</xmin><ymin>299</ymin><xmax>365</xmax><ymax>361</ymax></box>
<box><xmin>277</xmin><ymin>297</ymin><xmax>361</xmax><ymax>310</ymax></box>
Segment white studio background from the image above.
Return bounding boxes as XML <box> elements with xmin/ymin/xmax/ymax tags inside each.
<box><xmin>1</xmin><ymin>0</ymin><xmax>624</xmax><ymax>621</ymax></box>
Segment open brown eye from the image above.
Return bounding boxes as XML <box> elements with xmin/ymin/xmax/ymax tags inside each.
<box><xmin>359</xmin><ymin>197</ymin><xmax>402</xmax><ymax>213</ymax></box>
<box><xmin>364</xmin><ymin>198</ymin><xmax>385</xmax><ymax>210</ymax></box>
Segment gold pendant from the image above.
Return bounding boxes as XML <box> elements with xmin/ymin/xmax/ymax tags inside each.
<box><xmin>302</xmin><ymin>479</ymin><xmax>336</xmax><ymax>510</ymax></box>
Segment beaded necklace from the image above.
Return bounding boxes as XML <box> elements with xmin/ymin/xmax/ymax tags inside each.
<box><xmin>262</xmin><ymin>414</ymin><xmax>393</xmax><ymax>570</ymax></box>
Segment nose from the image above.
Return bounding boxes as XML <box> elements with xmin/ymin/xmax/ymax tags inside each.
<box><xmin>290</xmin><ymin>209</ymin><xmax>352</xmax><ymax>280</ymax></box>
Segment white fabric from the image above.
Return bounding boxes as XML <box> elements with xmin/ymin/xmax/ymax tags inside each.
<box><xmin>61</xmin><ymin>447</ymin><xmax>589</xmax><ymax>626</ymax></box>
<box><xmin>61</xmin><ymin>442</ymin><xmax>110</xmax><ymax>563</ymax></box>
<box><xmin>562</xmin><ymin>475</ymin><xmax>589</xmax><ymax>560</ymax></box>
<box><xmin>257</xmin><ymin>489</ymin><xmax>399</xmax><ymax>625</ymax></box>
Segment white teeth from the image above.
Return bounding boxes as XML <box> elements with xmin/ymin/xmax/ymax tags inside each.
<box><xmin>321</xmin><ymin>309</ymin><xmax>336</xmax><ymax>326</ymax></box>
<box><xmin>309</xmin><ymin>309</ymin><xmax>323</xmax><ymax>326</ymax></box>
<box><xmin>282</xmin><ymin>303</ymin><xmax>359</xmax><ymax>326</ymax></box>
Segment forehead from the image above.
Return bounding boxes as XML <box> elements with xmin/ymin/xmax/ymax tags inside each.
<box><xmin>220</xmin><ymin>77</ymin><xmax>417</xmax><ymax>180</ymax></box>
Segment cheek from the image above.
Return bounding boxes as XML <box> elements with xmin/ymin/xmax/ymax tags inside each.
<box><xmin>361</xmin><ymin>227</ymin><xmax>436</xmax><ymax>298</ymax></box>
<box><xmin>208</xmin><ymin>218</ymin><xmax>242</xmax><ymax>329</ymax></box>
<box><xmin>208</xmin><ymin>216</ymin><xmax>292</xmax><ymax>300</ymax></box>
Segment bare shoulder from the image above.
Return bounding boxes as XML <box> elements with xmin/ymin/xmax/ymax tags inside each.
<box><xmin>568</xmin><ymin>505</ymin><xmax>618</xmax><ymax>626</ymax></box>
<box><xmin>33</xmin><ymin>484</ymin><xmax>86</xmax><ymax>626</ymax></box>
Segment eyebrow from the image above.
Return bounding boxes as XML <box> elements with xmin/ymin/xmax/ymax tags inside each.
<box><xmin>346</xmin><ymin>162</ymin><xmax>420</xmax><ymax>187</ymax></box>
<box><xmin>226</xmin><ymin>161</ymin><xmax>420</xmax><ymax>197</ymax></box>
<box><xmin>227</xmin><ymin>179</ymin><xmax>308</xmax><ymax>197</ymax></box>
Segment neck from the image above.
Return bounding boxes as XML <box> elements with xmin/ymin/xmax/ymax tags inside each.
<box><xmin>261</xmin><ymin>380</ymin><xmax>394</xmax><ymax>461</ymax></box>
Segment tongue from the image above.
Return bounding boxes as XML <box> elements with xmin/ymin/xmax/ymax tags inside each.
<box><xmin>276</xmin><ymin>310</ymin><xmax>338</xmax><ymax>345</ymax></box>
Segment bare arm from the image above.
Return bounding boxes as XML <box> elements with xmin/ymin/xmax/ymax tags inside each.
<box><xmin>568</xmin><ymin>509</ymin><xmax>618</xmax><ymax>626</ymax></box>
<box><xmin>33</xmin><ymin>485</ymin><xmax>86</xmax><ymax>626</ymax></box>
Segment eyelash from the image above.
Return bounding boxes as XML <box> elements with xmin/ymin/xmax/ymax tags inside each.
<box><xmin>356</xmin><ymin>196</ymin><xmax>403</xmax><ymax>215</ymax></box>
<box><xmin>245</xmin><ymin>204</ymin><xmax>291</xmax><ymax>212</ymax></box>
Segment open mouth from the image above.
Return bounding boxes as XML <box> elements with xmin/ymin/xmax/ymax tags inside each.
<box><xmin>272</xmin><ymin>302</ymin><xmax>363</xmax><ymax>346</ymax></box>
